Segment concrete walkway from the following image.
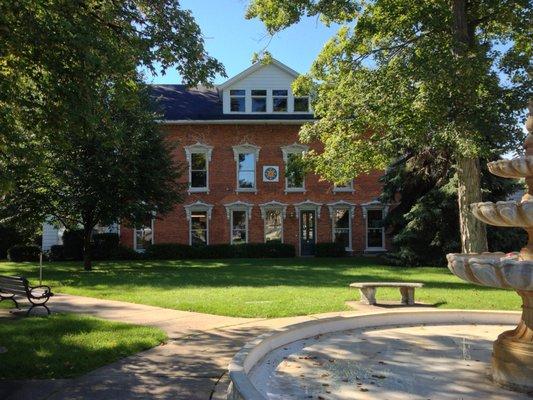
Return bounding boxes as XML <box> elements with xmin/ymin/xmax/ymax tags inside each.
<box><xmin>0</xmin><ymin>294</ymin><xmax>427</xmax><ymax>400</ymax></box>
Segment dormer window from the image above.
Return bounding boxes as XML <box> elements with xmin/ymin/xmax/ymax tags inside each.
<box><xmin>251</xmin><ymin>90</ymin><xmax>267</xmax><ymax>112</ymax></box>
<box><xmin>273</xmin><ymin>90</ymin><xmax>288</xmax><ymax>112</ymax></box>
<box><xmin>230</xmin><ymin>90</ymin><xmax>246</xmax><ymax>112</ymax></box>
<box><xmin>294</xmin><ymin>96</ymin><xmax>310</xmax><ymax>112</ymax></box>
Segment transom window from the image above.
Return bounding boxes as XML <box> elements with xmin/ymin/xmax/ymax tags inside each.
<box><xmin>273</xmin><ymin>90</ymin><xmax>288</xmax><ymax>112</ymax></box>
<box><xmin>230</xmin><ymin>89</ymin><xmax>246</xmax><ymax>112</ymax></box>
<box><xmin>191</xmin><ymin>211</ymin><xmax>208</xmax><ymax>246</ymax></box>
<box><xmin>251</xmin><ymin>90</ymin><xmax>267</xmax><ymax>112</ymax></box>
<box><xmin>294</xmin><ymin>96</ymin><xmax>310</xmax><ymax>112</ymax></box>
<box><xmin>265</xmin><ymin>209</ymin><xmax>283</xmax><ymax>242</ymax></box>
<box><xmin>134</xmin><ymin>217</ymin><xmax>153</xmax><ymax>252</ymax></box>
<box><xmin>333</xmin><ymin>209</ymin><xmax>351</xmax><ymax>250</ymax></box>
<box><xmin>231</xmin><ymin>210</ymin><xmax>247</xmax><ymax>244</ymax></box>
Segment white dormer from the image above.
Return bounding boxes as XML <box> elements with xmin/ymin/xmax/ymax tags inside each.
<box><xmin>219</xmin><ymin>58</ymin><xmax>311</xmax><ymax>115</ymax></box>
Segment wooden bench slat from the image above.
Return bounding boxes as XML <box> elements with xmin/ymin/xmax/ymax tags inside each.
<box><xmin>0</xmin><ymin>282</ymin><xmax>28</xmax><ymax>290</ymax></box>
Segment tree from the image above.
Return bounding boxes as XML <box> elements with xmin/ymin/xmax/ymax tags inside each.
<box><xmin>0</xmin><ymin>0</ymin><xmax>224</xmax><ymax>192</ymax></box>
<box><xmin>247</xmin><ymin>0</ymin><xmax>531</xmax><ymax>253</ymax></box>
<box><xmin>1</xmin><ymin>81</ymin><xmax>183</xmax><ymax>270</ymax></box>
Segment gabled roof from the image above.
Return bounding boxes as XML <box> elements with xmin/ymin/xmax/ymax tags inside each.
<box><xmin>218</xmin><ymin>58</ymin><xmax>299</xmax><ymax>90</ymax></box>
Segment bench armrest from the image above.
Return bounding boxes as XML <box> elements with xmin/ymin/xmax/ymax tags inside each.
<box><xmin>29</xmin><ymin>285</ymin><xmax>53</xmax><ymax>298</ymax></box>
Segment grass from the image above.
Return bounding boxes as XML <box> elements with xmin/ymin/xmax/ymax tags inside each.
<box><xmin>0</xmin><ymin>258</ymin><xmax>522</xmax><ymax>318</ymax></box>
<box><xmin>0</xmin><ymin>313</ymin><xmax>167</xmax><ymax>379</ymax></box>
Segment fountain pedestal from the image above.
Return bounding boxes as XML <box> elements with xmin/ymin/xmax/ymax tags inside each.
<box><xmin>447</xmin><ymin>102</ymin><xmax>533</xmax><ymax>393</ymax></box>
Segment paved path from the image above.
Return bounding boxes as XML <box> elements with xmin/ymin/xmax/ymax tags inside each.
<box><xmin>0</xmin><ymin>294</ymin><xmax>430</xmax><ymax>400</ymax></box>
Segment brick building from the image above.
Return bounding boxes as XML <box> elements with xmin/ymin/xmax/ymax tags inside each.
<box><xmin>119</xmin><ymin>59</ymin><xmax>388</xmax><ymax>256</ymax></box>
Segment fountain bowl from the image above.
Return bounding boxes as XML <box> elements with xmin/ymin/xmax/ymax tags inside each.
<box><xmin>470</xmin><ymin>201</ymin><xmax>533</xmax><ymax>228</ymax></box>
<box><xmin>446</xmin><ymin>252</ymin><xmax>533</xmax><ymax>291</ymax></box>
<box><xmin>488</xmin><ymin>156</ymin><xmax>533</xmax><ymax>178</ymax></box>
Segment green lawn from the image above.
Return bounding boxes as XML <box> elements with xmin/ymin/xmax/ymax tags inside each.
<box><xmin>0</xmin><ymin>258</ymin><xmax>521</xmax><ymax>318</ymax></box>
<box><xmin>0</xmin><ymin>314</ymin><xmax>166</xmax><ymax>379</ymax></box>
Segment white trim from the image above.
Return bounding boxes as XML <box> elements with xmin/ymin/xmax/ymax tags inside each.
<box><xmin>333</xmin><ymin>180</ymin><xmax>355</xmax><ymax>193</ymax></box>
<box><xmin>260</xmin><ymin>201</ymin><xmax>288</xmax><ymax>244</ymax></box>
<box><xmin>184</xmin><ymin>201</ymin><xmax>214</xmax><ymax>220</ymax></box>
<box><xmin>133</xmin><ymin>219</ymin><xmax>154</xmax><ymax>252</ymax></box>
<box><xmin>233</xmin><ymin>144</ymin><xmax>260</xmax><ymax>193</ymax></box>
<box><xmin>328</xmin><ymin>201</ymin><xmax>356</xmax><ymax>252</ymax></box>
<box><xmin>225</xmin><ymin>203</ymin><xmax>253</xmax><ymax>245</ymax></box>
<box><xmin>158</xmin><ymin>119</ymin><xmax>314</xmax><ymax>125</ymax></box>
<box><xmin>362</xmin><ymin>201</ymin><xmax>388</xmax><ymax>251</ymax></box>
<box><xmin>185</xmin><ymin>142</ymin><xmax>213</xmax><ymax>193</ymax></box>
<box><xmin>294</xmin><ymin>200</ymin><xmax>322</xmax><ymax>218</ymax></box>
<box><xmin>281</xmin><ymin>143</ymin><xmax>308</xmax><ymax>192</ymax></box>
<box><xmin>218</xmin><ymin>58</ymin><xmax>299</xmax><ymax>91</ymax></box>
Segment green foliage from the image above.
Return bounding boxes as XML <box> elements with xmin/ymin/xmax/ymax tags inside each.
<box><xmin>51</xmin><ymin>233</ymin><xmax>140</xmax><ymax>261</ymax></box>
<box><xmin>315</xmin><ymin>242</ymin><xmax>347</xmax><ymax>257</ymax></box>
<box><xmin>7</xmin><ymin>244</ymin><xmax>41</xmax><ymax>262</ymax></box>
<box><xmin>0</xmin><ymin>225</ymin><xmax>25</xmax><ymax>259</ymax></box>
<box><xmin>61</xmin><ymin>230</ymin><xmax>85</xmax><ymax>261</ymax></box>
<box><xmin>0</xmin><ymin>314</ymin><xmax>166</xmax><ymax>379</ymax></box>
<box><xmin>381</xmin><ymin>151</ymin><xmax>527</xmax><ymax>266</ymax></box>
<box><xmin>144</xmin><ymin>242</ymin><xmax>296</xmax><ymax>259</ymax></box>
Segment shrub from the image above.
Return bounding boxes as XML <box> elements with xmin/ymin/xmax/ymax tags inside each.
<box><xmin>49</xmin><ymin>245</ymin><xmax>65</xmax><ymax>261</ymax></box>
<box><xmin>0</xmin><ymin>225</ymin><xmax>25</xmax><ymax>259</ymax></box>
<box><xmin>92</xmin><ymin>233</ymin><xmax>120</xmax><ymax>260</ymax></box>
<box><xmin>144</xmin><ymin>242</ymin><xmax>295</xmax><ymax>260</ymax></box>
<box><xmin>7</xmin><ymin>244</ymin><xmax>41</xmax><ymax>262</ymax></box>
<box><xmin>315</xmin><ymin>242</ymin><xmax>346</xmax><ymax>257</ymax></box>
<box><xmin>62</xmin><ymin>230</ymin><xmax>84</xmax><ymax>260</ymax></box>
<box><xmin>109</xmin><ymin>244</ymin><xmax>141</xmax><ymax>260</ymax></box>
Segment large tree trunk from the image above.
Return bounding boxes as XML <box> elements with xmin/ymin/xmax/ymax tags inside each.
<box><xmin>456</xmin><ymin>156</ymin><xmax>488</xmax><ymax>253</ymax></box>
<box><xmin>83</xmin><ymin>225</ymin><xmax>93</xmax><ymax>271</ymax></box>
<box><xmin>451</xmin><ymin>0</ymin><xmax>488</xmax><ymax>254</ymax></box>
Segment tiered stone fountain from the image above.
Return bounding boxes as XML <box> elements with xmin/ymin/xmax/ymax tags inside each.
<box><xmin>447</xmin><ymin>102</ymin><xmax>533</xmax><ymax>393</ymax></box>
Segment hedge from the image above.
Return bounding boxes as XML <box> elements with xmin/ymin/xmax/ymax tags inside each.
<box><xmin>7</xmin><ymin>245</ymin><xmax>41</xmax><ymax>262</ymax></box>
<box><xmin>144</xmin><ymin>241</ymin><xmax>295</xmax><ymax>260</ymax></box>
<box><xmin>315</xmin><ymin>242</ymin><xmax>347</xmax><ymax>257</ymax></box>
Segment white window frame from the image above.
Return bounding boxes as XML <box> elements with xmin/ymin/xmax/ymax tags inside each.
<box><xmin>134</xmin><ymin>218</ymin><xmax>154</xmax><ymax>252</ymax></box>
<box><xmin>184</xmin><ymin>201</ymin><xmax>213</xmax><ymax>246</ymax></box>
<box><xmin>260</xmin><ymin>201</ymin><xmax>288</xmax><ymax>243</ymax></box>
<box><xmin>328</xmin><ymin>201</ymin><xmax>355</xmax><ymax>251</ymax></box>
<box><xmin>281</xmin><ymin>143</ymin><xmax>308</xmax><ymax>193</ymax></box>
<box><xmin>272</xmin><ymin>89</ymin><xmax>289</xmax><ymax>113</ymax></box>
<box><xmin>362</xmin><ymin>201</ymin><xmax>388</xmax><ymax>252</ymax></box>
<box><xmin>333</xmin><ymin>180</ymin><xmax>355</xmax><ymax>193</ymax></box>
<box><xmin>251</xmin><ymin>89</ymin><xmax>268</xmax><ymax>113</ymax></box>
<box><xmin>233</xmin><ymin>143</ymin><xmax>260</xmax><ymax>193</ymax></box>
<box><xmin>293</xmin><ymin>96</ymin><xmax>310</xmax><ymax>113</ymax></box>
<box><xmin>224</xmin><ymin>201</ymin><xmax>253</xmax><ymax>244</ymax></box>
<box><xmin>229</xmin><ymin>89</ymin><xmax>246</xmax><ymax>113</ymax></box>
<box><xmin>185</xmin><ymin>143</ymin><xmax>213</xmax><ymax>193</ymax></box>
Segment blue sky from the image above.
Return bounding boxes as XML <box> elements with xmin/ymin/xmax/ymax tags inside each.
<box><xmin>144</xmin><ymin>0</ymin><xmax>339</xmax><ymax>85</ymax></box>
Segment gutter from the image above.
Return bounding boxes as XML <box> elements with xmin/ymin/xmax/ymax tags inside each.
<box><xmin>157</xmin><ymin>119</ymin><xmax>315</xmax><ymax>125</ymax></box>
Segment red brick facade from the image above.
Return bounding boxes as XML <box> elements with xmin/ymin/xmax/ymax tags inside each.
<box><xmin>120</xmin><ymin>123</ymin><xmax>386</xmax><ymax>255</ymax></box>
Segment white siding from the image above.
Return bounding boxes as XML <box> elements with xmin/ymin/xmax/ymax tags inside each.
<box><xmin>42</xmin><ymin>221</ymin><xmax>61</xmax><ymax>251</ymax></box>
<box><xmin>223</xmin><ymin>64</ymin><xmax>299</xmax><ymax>114</ymax></box>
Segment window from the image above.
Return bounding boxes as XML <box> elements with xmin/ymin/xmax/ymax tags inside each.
<box><xmin>294</xmin><ymin>96</ymin><xmax>309</xmax><ymax>112</ymax></box>
<box><xmin>191</xmin><ymin>153</ymin><xmax>207</xmax><ymax>188</ymax></box>
<box><xmin>231</xmin><ymin>210</ymin><xmax>247</xmax><ymax>244</ymax></box>
<box><xmin>230</xmin><ymin>90</ymin><xmax>246</xmax><ymax>112</ymax></box>
<box><xmin>233</xmin><ymin>144</ymin><xmax>260</xmax><ymax>192</ymax></box>
<box><xmin>273</xmin><ymin>90</ymin><xmax>288</xmax><ymax>112</ymax></box>
<box><xmin>334</xmin><ymin>180</ymin><xmax>354</xmax><ymax>192</ymax></box>
<box><xmin>333</xmin><ymin>209</ymin><xmax>351</xmax><ymax>250</ymax></box>
<box><xmin>366</xmin><ymin>209</ymin><xmax>385</xmax><ymax>249</ymax></box>
<box><xmin>282</xmin><ymin>144</ymin><xmax>308</xmax><ymax>192</ymax></box>
<box><xmin>265</xmin><ymin>209</ymin><xmax>282</xmax><ymax>242</ymax></box>
<box><xmin>134</xmin><ymin>218</ymin><xmax>153</xmax><ymax>252</ymax></box>
<box><xmin>191</xmin><ymin>211</ymin><xmax>208</xmax><ymax>246</ymax></box>
<box><xmin>185</xmin><ymin>143</ymin><xmax>213</xmax><ymax>192</ymax></box>
<box><xmin>251</xmin><ymin>90</ymin><xmax>267</xmax><ymax>112</ymax></box>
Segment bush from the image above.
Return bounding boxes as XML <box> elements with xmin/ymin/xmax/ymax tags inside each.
<box><xmin>108</xmin><ymin>244</ymin><xmax>141</xmax><ymax>260</ymax></box>
<box><xmin>7</xmin><ymin>244</ymin><xmax>41</xmax><ymax>262</ymax></box>
<box><xmin>144</xmin><ymin>242</ymin><xmax>295</xmax><ymax>260</ymax></box>
<box><xmin>92</xmin><ymin>233</ymin><xmax>120</xmax><ymax>260</ymax></box>
<box><xmin>0</xmin><ymin>225</ymin><xmax>25</xmax><ymax>259</ymax></box>
<box><xmin>315</xmin><ymin>242</ymin><xmax>346</xmax><ymax>257</ymax></box>
<box><xmin>49</xmin><ymin>245</ymin><xmax>65</xmax><ymax>261</ymax></box>
<box><xmin>62</xmin><ymin>230</ymin><xmax>84</xmax><ymax>260</ymax></box>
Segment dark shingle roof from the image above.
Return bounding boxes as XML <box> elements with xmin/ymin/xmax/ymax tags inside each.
<box><xmin>150</xmin><ymin>84</ymin><xmax>314</xmax><ymax>121</ymax></box>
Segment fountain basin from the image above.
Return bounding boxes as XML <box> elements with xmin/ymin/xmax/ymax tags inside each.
<box><xmin>446</xmin><ymin>252</ymin><xmax>533</xmax><ymax>290</ymax></box>
<box><xmin>470</xmin><ymin>201</ymin><xmax>533</xmax><ymax>227</ymax></box>
<box><xmin>488</xmin><ymin>156</ymin><xmax>533</xmax><ymax>178</ymax></box>
<box><xmin>227</xmin><ymin>310</ymin><xmax>521</xmax><ymax>400</ymax></box>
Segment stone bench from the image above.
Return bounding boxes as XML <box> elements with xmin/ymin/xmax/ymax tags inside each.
<box><xmin>349</xmin><ymin>282</ymin><xmax>424</xmax><ymax>305</ymax></box>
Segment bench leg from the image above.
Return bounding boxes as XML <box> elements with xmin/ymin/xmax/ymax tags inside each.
<box><xmin>400</xmin><ymin>287</ymin><xmax>415</xmax><ymax>305</ymax></box>
<box><xmin>359</xmin><ymin>288</ymin><xmax>377</xmax><ymax>305</ymax></box>
<box><xmin>0</xmin><ymin>297</ymin><xmax>20</xmax><ymax>310</ymax></box>
<box><xmin>26</xmin><ymin>304</ymin><xmax>51</xmax><ymax>316</ymax></box>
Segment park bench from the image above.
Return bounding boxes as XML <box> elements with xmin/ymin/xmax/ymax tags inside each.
<box><xmin>349</xmin><ymin>282</ymin><xmax>423</xmax><ymax>306</ymax></box>
<box><xmin>0</xmin><ymin>275</ymin><xmax>53</xmax><ymax>315</ymax></box>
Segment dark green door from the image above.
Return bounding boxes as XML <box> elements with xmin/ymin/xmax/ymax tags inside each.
<box><xmin>300</xmin><ymin>210</ymin><xmax>316</xmax><ymax>256</ymax></box>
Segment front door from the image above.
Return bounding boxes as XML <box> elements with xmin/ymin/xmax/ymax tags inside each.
<box><xmin>300</xmin><ymin>210</ymin><xmax>316</xmax><ymax>256</ymax></box>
